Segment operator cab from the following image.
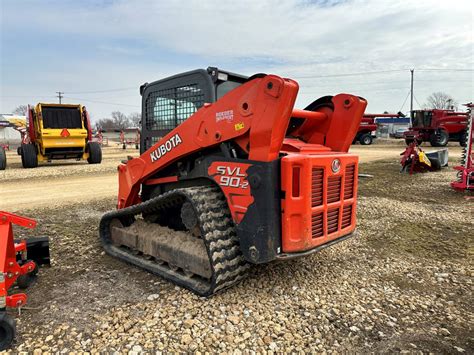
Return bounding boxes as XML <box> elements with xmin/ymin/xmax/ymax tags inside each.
<box><xmin>139</xmin><ymin>67</ymin><xmax>248</xmax><ymax>153</ymax></box>
<box><xmin>412</xmin><ymin>110</ymin><xmax>433</xmax><ymax>128</ymax></box>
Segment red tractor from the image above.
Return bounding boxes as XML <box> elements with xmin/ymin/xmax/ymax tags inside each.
<box><xmin>403</xmin><ymin>109</ymin><xmax>469</xmax><ymax>147</ymax></box>
<box><xmin>355</xmin><ymin>113</ymin><xmax>403</xmax><ymax>145</ymax></box>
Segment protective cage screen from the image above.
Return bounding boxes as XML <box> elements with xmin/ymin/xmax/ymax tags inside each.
<box><xmin>145</xmin><ymin>84</ymin><xmax>205</xmax><ymax>131</ymax></box>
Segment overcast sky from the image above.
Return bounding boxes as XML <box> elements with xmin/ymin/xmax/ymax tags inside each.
<box><xmin>1</xmin><ymin>0</ymin><xmax>472</xmax><ymax>122</ymax></box>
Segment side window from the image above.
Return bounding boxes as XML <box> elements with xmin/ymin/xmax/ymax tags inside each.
<box><xmin>145</xmin><ymin>84</ymin><xmax>204</xmax><ymax>131</ymax></box>
<box><xmin>423</xmin><ymin>111</ymin><xmax>433</xmax><ymax>126</ymax></box>
<box><xmin>216</xmin><ymin>80</ymin><xmax>242</xmax><ymax>99</ymax></box>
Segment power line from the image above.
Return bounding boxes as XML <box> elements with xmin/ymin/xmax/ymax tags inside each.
<box><xmin>410</xmin><ymin>69</ymin><xmax>414</xmax><ymax>119</ymax></box>
<box><xmin>399</xmin><ymin>90</ymin><xmax>411</xmax><ymax>113</ymax></box>
<box><xmin>65</xmin><ymin>87</ymin><xmax>137</xmax><ymax>94</ymax></box>
<box><xmin>416</xmin><ymin>68</ymin><xmax>474</xmax><ymax>72</ymax></box>
<box><xmin>414</xmin><ymin>95</ymin><xmax>423</xmax><ymax>109</ymax></box>
<box><xmin>0</xmin><ymin>95</ymin><xmax>57</xmax><ymax>98</ymax></box>
<box><xmin>293</xmin><ymin>67</ymin><xmax>473</xmax><ymax>79</ymax></box>
<box><xmin>293</xmin><ymin>69</ymin><xmax>407</xmax><ymax>79</ymax></box>
<box><xmin>62</xmin><ymin>96</ymin><xmax>140</xmax><ymax>108</ymax></box>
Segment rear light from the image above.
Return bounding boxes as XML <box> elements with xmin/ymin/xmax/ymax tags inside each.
<box><xmin>292</xmin><ymin>167</ymin><xmax>301</xmax><ymax>197</ymax></box>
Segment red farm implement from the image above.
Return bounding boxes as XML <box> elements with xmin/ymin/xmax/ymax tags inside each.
<box><xmin>0</xmin><ymin>212</ymin><xmax>50</xmax><ymax>350</ymax></box>
<box><xmin>451</xmin><ymin>104</ymin><xmax>473</xmax><ymax>191</ymax></box>
<box><xmin>400</xmin><ymin>142</ymin><xmax>448</xmax><ymax>174</ymax></box>
<box><xmin>91</xmin><ymin>129</ymin><xmax>109</xmax><ymax>147</ymax></box>
<box><xmin>119</xmin><ymin>129</ymin><xmax>140</xmax><ymax>150</ymax></box>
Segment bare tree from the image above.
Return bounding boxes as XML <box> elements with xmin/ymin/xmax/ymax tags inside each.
<box><xmin>425</xmin><ymin>92</ymin><xmax>458</xmax><ymax>110</ymax></box>
<box><xmin>12</xmin><ymin>105</ymin><xmax>28</xmax><ymax>115</ymax></box>
<box><xmin>95</xmin><ymin>118</ymin><xmax>115</xmax><ymax>131</ymax></box>
<box><xmin>128</xmin><ymin>112</ymin><xmax>141</xmax><ymax>127</ymax></box>
<box><xmin>111</xmin><ymin>111</ymin><xmax>130</xmax><ymax>130</ymax></box>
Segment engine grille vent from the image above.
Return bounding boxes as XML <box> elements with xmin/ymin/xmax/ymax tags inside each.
<box><xmin>309</xmin><ymin>164</ymin><xmax>356</xmax><ymax>239</ymax></box>
<box><xmin>327</xmin><ymin>208</ymin><xmax>339</xmax><ymax>234</ymax></box>
<box><xmin>344</xmin><ymin>164</ymin><xmax>355</xmax><ymax>199</ymax></box>
<box><xmin>311</xmin><ymin>168</ymin><xmax>324</xmax><ymax>207</ymax></box>
<box><xmin>342</xmin><ymin>205</ymin><xmax>352</xmax><ymax>229</ymax></box>
<box><xmin>327</xmin><ymin>176</ymin><xmax>342</xmax><ymax>203</ymax></box>
<box><xmin>311</xmin><ymin>212</ymin><xmax>324</xmax><ymax>238</ymax></box>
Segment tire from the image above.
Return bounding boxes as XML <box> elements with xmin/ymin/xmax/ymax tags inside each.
<box><xmin>359</xmin><ymin>133</ymin><xmax>373</xmax><ymax>145</ymax></box>
<box><xmin>122</xmin><ymin>144</ymin><xmax>126</xmax><ymax>150</ymax></box>
<box><xmin>400</xmin><ymin>158</ymin><xmax>412</xmax><ymax>173</ymax></box>
<box><xmin>16</xmin><ymin>273</ymin><xmax>37</xmax><ymax>289</ymax></box>
<box><xmin>459</xmin><ymin>130</ymin><xmax>467</xmax><ymax>147</ymax></box>
<box><xmin>0</xmin><ymin>312</ymin><xmax>16</xmax><ymax>351</ymax></box>
<box><xmin>135</xmin><ymin>144</ymin><xmax>139</xmax><ymax>150</ymax></box>
<box><xmin>0</xmin><ymin>147</ymin><xmax>6</xmax><ymax>170</ymax></box>
<box><xmin>429</xmin><ymin>157</ymin><xmax>441</xmax><ymax>171</ymax></box>
<box><xmin>429</xmin><ymin>130</ymin><xmax>448</xmax><ymax>147</ymax></box>
<box><xmin>87</xmin><ymin>142</ymin><xmax>102</xmax><ymax>164</ymax></box>
<box><xmin>20</xmin><ymin>144</ymin><xmax>38</xmax><ymax>169</ymax></box>
<box><xmin>16</xmin><ymin>146</ymin><xmax>22</xmax><ymax>156</ymax></box>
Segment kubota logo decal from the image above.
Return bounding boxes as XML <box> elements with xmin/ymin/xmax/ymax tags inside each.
<box><xmin>150</xmin><ymin>133</ymin><xmax>182</xmax><ymax>162</ymax></box>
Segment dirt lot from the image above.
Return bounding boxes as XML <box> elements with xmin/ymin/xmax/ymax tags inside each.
<box><xmin>0</xmin><ymin>146</ymin><xmax>139</xmax><ymax>211</ymax></box>
<box><xmin>0</xmin><ymin>142</ymin><xmax>472</xmax><ymax>353</ymax></box>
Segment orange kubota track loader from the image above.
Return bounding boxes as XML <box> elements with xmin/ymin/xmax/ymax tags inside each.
<box><xmin>99</xmin><ymin>67</ymin><xmax>367</xmax><ymax>296</ymax></box>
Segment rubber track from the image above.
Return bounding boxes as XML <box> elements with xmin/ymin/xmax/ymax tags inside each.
<box><xmin>99</xmin><ymin>186</ymin><xmax>250</xmax><ymax>296</ymax></box>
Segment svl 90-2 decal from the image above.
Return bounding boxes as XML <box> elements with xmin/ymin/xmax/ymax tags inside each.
<box><xmin>208</xmin><ymin>161</ymin><xmax>254</xmax><ymax>224</ymax></box>
<box><xmin>215</xmin><ymin>165</ymin><xmax>249</xmax><ymax>189</ymax></box>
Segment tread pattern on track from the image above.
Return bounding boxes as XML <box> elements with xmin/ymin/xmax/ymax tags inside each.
<box><xmin>99</xmin><ymin>186</ymin><xmax>250</xmax><ymax>296</ymax></box>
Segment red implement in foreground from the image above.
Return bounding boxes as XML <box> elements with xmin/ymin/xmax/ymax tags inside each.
<box><xmin>99</xmin><ymin>67</ymin><xmax>367</xmax><ymax>296</ymax></box>
<box><xmin>451</xmin><ymin>104</ymin><xmax>473</xmax><ymax>191</ymax></box>
<box><xmin>0</xmin><ymin>212</ymin><xmax>49</xmax><ymax>349</ymax></box>
<box><xmin>0</xmin><ymin>212</ymin><xmax>37</xmax><ymax>350</ymax></box>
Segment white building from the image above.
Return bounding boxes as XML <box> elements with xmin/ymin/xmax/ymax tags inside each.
<box><xmin>0</xmin><ymin>114</ymin><xmax>26</xmax><ymax>145</ymax></box>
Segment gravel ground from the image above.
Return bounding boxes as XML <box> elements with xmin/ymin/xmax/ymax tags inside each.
<box><xmin>1</xmin><ymin>144</ymin><xmax>472</xmax><ymax>353</ymax></box>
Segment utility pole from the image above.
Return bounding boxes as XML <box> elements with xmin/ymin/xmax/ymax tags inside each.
<box><xmin>410</xmin><ymin>69</ymin><xmax>414</xmax><ymax>120</ymax></box>
<box><xmin>56</xmin><ymin>91</ymin><xmax>64</xmax><ymax>104</ymax></box>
